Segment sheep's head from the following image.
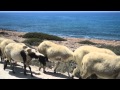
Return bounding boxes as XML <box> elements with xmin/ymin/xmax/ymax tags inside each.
<box><xmin>38</xmin><ymin>56</ymin><xmax>49</xmax><ymax>66</ymax></box>
<box><xmin>26</xmin><ymin>48</ymin><xmax>42</xmax><ymax>58</ymax></box>
<box><xmin>26</xmin><ymin>48</ymin><xmax>49</xmax><ymax>66</ymax></box>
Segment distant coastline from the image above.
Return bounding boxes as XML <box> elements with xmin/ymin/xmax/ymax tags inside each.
<box><xmin>1</xmin><ymin>28</ymin><xmax>120</xmax><ymax>42</ymax></box>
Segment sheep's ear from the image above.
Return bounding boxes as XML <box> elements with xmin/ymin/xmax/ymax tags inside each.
<box><xmin>27</xmin><ymin>49</ymin><xmax>31</xmax><ymax>53</ymax></box>
<box><xmin>23</xmin><ymin>46</ymin><xmax>27</xmax><ymax>49</ymax></box>
<box><xmin>14</xmin><ymin>39</ymin><xmax>19</xmax><ymax>42</ymax></box>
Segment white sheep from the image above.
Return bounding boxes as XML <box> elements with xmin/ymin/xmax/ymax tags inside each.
<box><xmin>72</xmin><ymin>45</ymin><xmax>116</xmax><ymax>78</ymax></box>
<box><xmin>0</xmin><ymin>38</ymin><xmax>8</xmax><ymax>61</ymax></box>
<box><xmin>38</xmin><ymin>40</ymin><xmax>74</xmax><ymax>77</ymax></box>
<box><xmin>0</xmin><ymin>39</ymin><xmax>17</xmax><ymax>62</ymax></box>
<box><xmin>4</xmin><ymin>42</ymin><xmax>48</xmax><ymax>76</ymax></box>
<box><xmin>80</xmin><ymin>52</ymin><xmax>120</xmax><ymax>79</ymax></box>
<box><xmin>0</xmin><ymin>37</ymin><xmax>6</xmax><ymax>43</ymax></box>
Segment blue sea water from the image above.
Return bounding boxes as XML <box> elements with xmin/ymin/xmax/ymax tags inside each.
<box><xmin>0</xmin><ymin>11</ymin><xmax>120</xmax><ymax>40</ymax></box>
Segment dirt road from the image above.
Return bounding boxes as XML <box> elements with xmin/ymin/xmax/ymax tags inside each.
<box><xmin>0</xmin><ymin>62</ymin><xmax>78</xmax><ymax>79</ymax></box>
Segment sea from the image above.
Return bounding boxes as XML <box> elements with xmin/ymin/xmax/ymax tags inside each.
<box><xmin>0</xmin><ymin>11</ymin><xmax>120</xmax><ymax>40</ymax></box>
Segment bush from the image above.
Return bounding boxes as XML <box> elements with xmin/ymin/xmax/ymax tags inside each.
<box><xmin>78</xmin><ymin>40</ymin><xmax>120</xmax><ymax>55</ymax></box>
<box><xmin>78</xmin><ymin>40</ymin><xmax>97</xmax><ymax>45</ymax></box>
<box><xmin>22</xmin><ymin>32</ymin><xmax>66</xmax><ymax>41</ymax></box>
<box><xmin>0</xmin><ymin>32</ymin><xmax>8</xmax><ymax>35</ymax></box>
<box><xmin>22</xmin><ymin>38</ymin><xmax>43</xmax><ymax>46</ymax></box>
<box><xmin>98</xmin><ymin>44</ymin><xmax>120</xmax><ymax>55</ymax></box>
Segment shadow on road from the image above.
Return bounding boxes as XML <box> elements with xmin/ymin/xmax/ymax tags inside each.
<box><xmin>1</xmin><ymin>61</ymin><xmax>71</xmax><ymax>79</ymax></box>
<box><xmin>5</xmin><ymin>65</ymin><xmax>42</xmax><ymax>79</ymax></box>
<box><xmin>44</xmin><ymin>71</ymin><xmax>70</xmax><ymax>79</ymax></box>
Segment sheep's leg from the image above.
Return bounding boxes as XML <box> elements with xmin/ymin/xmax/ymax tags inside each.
<box><xmin>80</xmin><ymin>69</ymin><xmax>92</xmax><ymax>79</ymax></box>
<box><xmin>43</xmin><ymin>65</ymin><xmax>46</xmax><ymax>73</ymax></box>
<box><xmin>10</xmin><ymin>60</ymin><xmax>13</xmax><ymax>68</ymax></box>
<box><xmin>1</xmin><ymin>54</ymin><xmax>6</xmax><ymax>63</ymax></box>
<box><xmin>65</xmin><ymin>62</ymin><xmax>71</xmax><ymax>78</ymax></box>
<box><xmin>0</xmin><ymin>57</ymin><xmax>2</xmax><ymax>62</ymax></box>
<box><xmin>1</xmin><ymin>56</ymin><xmax>4</xmax><ymax>63</ymax></box>
<box><xmin>4</xmin><ymin>60</ymin><xmax>9</xmax><ymax>70</ymax></box>
<box><xmin>1</xmin><ymin>57</ymin><xmax>2</xmax><ymax>62</ymax></box>
<box><xmin>23</xmin><ymin>63</ymin><xmax>27</xmax><ymax>75</ymax></box>
<box><xmin>53</xmin><ymin>62</ymin><xmax>60</xmax><ymax>73</ymax></box>
<box><xmin>87</xmin><ymin>74</ymin><xmax>98</xmax><ymax>79</ymax></box>
<box><xmin>12</xmin><ymin>62</ymin><xmax>15</xmax><ymax>74</ymax></box>
<box><xmin>0</xmin><ymin>51</ymin><xmax>3</xmax><ymax>63</ymax></box>
<box><xmin>71</xmin><ymin>66</ymin><xmax>79</xmax><ymax>79</ymax></box>
<box><xmin>39</xmin><ymin>65</ymin><xmax>46</xmax><ymax>73</ymax></box>
<box><xmin>20</xmin><ymin>50</ymin><xmax>27</xmax><ymax>75</ymax></box>
<box><xmin>114</xmin><ymin>73</ymin><xmax>120</xmax><ymax>79</ymax></box>
<box><xmin>39</xmin><ymin>62</ymin><xmax>42</xmax><ymax>71</ymax></box>
<box><xmin>0</xmin><ymin>50</ymin><xmax>2</xmax><ymax>62</ymax></box>
<box><xmin>38</xmin><ymin>62</ymin><xmax>46</xmax><ymax>73</ymax></box>
<box><xmin>39</xmin><ymin>66</ymin><xmax>42</xmax><ymax>71</ymax></box>
<box><xmin>28</xmin><ymin>66</ymin><xmax>33</xmax><ymax>77</ymax></box>
<box><xmin>39</xmin><ymin>66</ymin><xmax>41</xmax><ymax>71</ymax></box>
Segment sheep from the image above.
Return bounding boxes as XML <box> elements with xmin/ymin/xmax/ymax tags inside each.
<box><xmin>0</xmin><ymin>37</ymin><xmax>5</xmax><ymax>60</ymax></box>
<box><xmin>72</xmin><ymin>45</ymin><xmax>116</xmax><ymax>79</ymax></box>
<box><xmin>0</xmin><ymin>39</ymin><xmax>17</xmax><ymax>62</ymax></box>
<box><xmin>0</xmin><ymin>38</ymin><xmax>7</xmax><ymax>61</ymax></box>
<box><xmin>0</xmin><ymin>37</ymin><xmax>6</xmax><ymax>43</ymax></box>
<box><xmin>38</xmin><ymin>40</ymin><xmax>74</xmax><ymax>77</ymax></box>
<box><xmin>4</xmin><ymin>42</ymin><xmax>48</xmax><ymax>76</ymax></box>
<box><xmin>80</xmin><ymin>52</ymin><xmax>120</xmax><ymax>79</ymax></box>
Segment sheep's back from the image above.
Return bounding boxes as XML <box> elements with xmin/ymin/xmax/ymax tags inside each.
<box><xmin>4</xmin><ymin>43</ymin><xmax>27</xmax><ymax>62</ymax></box>
<box><xmin>38</xmin><ymin>41</ymin><xmax>56</xmax><ymax>55</ymax></box>
<box><xmin>74</xmin><ymin>45</ymin><xmax>116</xmax><ymax>63</ymax></box>
<box><xmin>82</xmin><ymin>52</ymin><xmax>119</xmax><ymax>72</ymax></box>
<box><xmin>46</xmin><ymin>45</ymin><xmax>73</xmax><ymax>61</ymax></box>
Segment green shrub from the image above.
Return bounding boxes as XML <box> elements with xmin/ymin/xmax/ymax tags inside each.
<box><xmin>22</xmin><ymin>38</ymin><xmax>43</xmax><ymax>46</ymax></box>
<box><xmin>0</xmin><ymin>32</ymin><xmax>8</xmax><ymax>35</ymax></box>
<box><xmin>78</xmin><ymin>40</ymin><xmax>120</xmax><ymax>55</ymax></box>
<box><xmin>78</xmin><ymin>40</ymin><xmax>97</xmax><ymax>45</ymax></box>
<box><xmin>98</xmin><ymin>44</ymin><xmax>120</xmax><ymax>55</ymax></box>
<box><xmin>22</xmin><ymin>32</ymin><xmax>66</xmax><ymax>41</ymax></box>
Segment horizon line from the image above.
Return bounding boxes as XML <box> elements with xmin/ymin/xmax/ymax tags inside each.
<box><xmin>0</xmin><ymin>11</ymin><xmax>120</xmax><ymax>13</ymax></box>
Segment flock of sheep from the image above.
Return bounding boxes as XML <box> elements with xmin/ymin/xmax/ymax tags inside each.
<box><xmin>0</xmin><ymin>37</ymin><xmax>119</xmax><ymax>79</ymax></box>
<box><xmin>0</xmin><ymin>38</ymin><xmax>48</xmax><ymax>77</ymax></box>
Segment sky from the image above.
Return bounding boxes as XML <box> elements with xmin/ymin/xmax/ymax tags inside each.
<box><xmin>0</xmin><ymin>11</ymin><xmax>120</xmax><ymax>13</ymax></box>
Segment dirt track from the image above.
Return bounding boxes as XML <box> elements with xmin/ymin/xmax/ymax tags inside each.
<box><xmin>0</xmin><ymin>62</ymin><xmax>78</xmax><ymax>79</ymax></box>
